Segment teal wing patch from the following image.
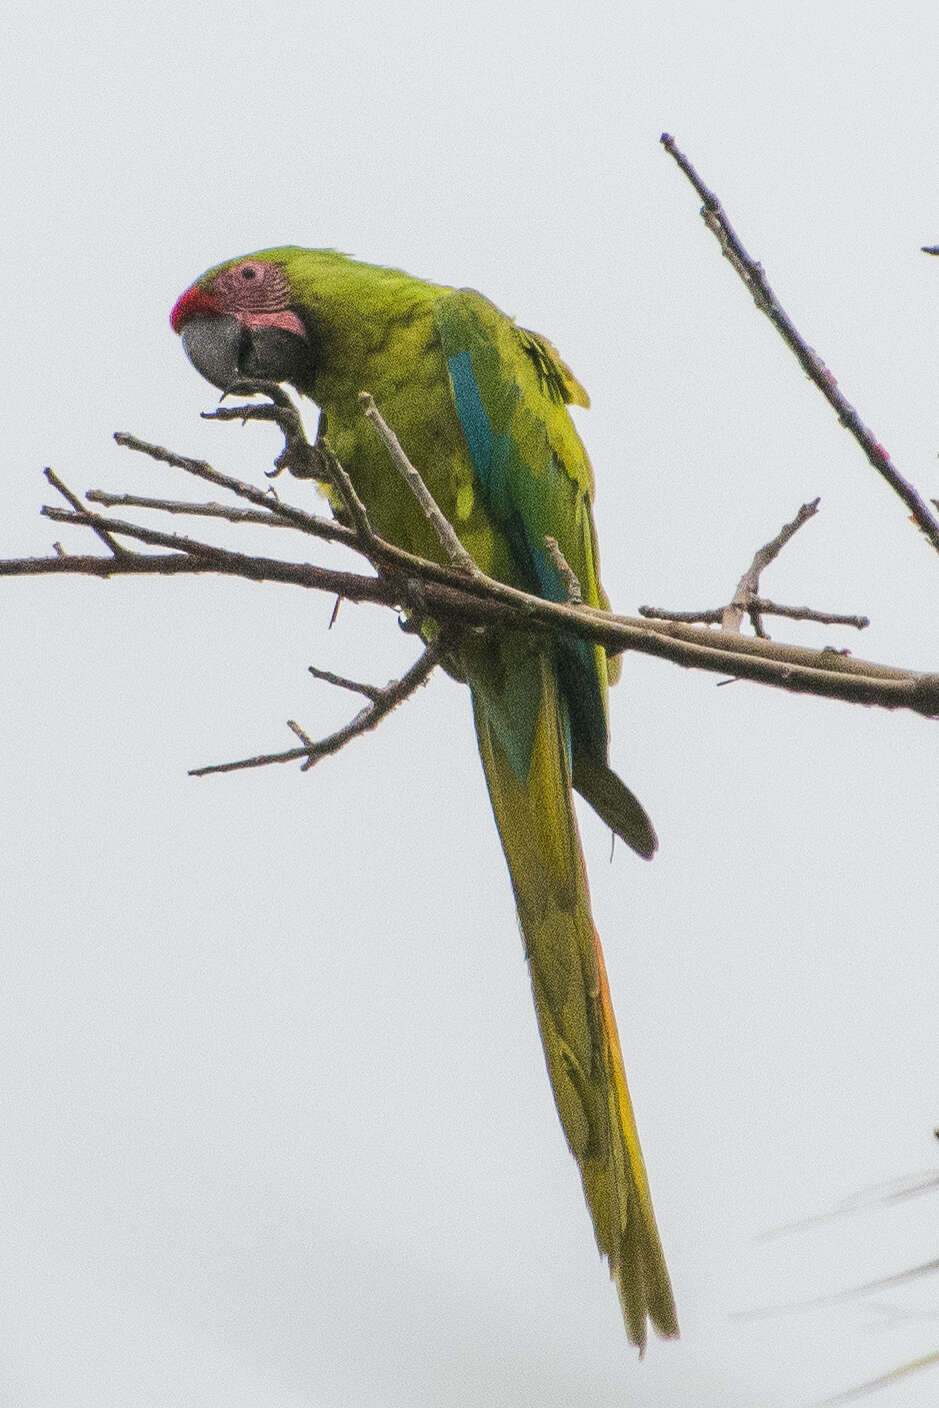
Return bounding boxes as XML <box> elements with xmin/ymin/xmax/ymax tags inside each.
<box><xmin>434</xmin><ymin>289</ymin><xmax>610</xmax><ymax>773</ymax></box>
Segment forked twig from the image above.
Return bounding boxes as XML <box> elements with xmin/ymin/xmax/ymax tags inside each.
<box><xmin>641</xmin><ymin>500</ymin><xmax>869</xmax><ymax>636</ymax></box>
<box><xmin>723</xmin><ymin>500</ymin><xmax>821</xmax><ymax>635</ymax></box>
<box><xmin>189</xmin><ymin>637</ymin><xmax>446</xmax><ymax>776</ymax></box>
<box><xmin>6</xmin><ymin>377</ymin><xmax>936</xmax><ymax>722</ymax></box>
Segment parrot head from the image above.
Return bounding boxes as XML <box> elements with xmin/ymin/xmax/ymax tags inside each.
<box><xmin>171</xmin><ymin>252</ymin><xmax>313</xmax><ymax>393</ymax></box>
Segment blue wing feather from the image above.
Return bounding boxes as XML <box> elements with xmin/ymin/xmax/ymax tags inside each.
<box><xmin>438</xmin><ymin>293</ymin><xmax>610</xmax><ymax>773</ymax></box>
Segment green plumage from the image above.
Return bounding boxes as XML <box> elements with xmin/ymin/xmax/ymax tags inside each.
<box><xmin>174</xmin><ymin>247</ymin><xmax>677</xmax><ymax>1348</ymax></box>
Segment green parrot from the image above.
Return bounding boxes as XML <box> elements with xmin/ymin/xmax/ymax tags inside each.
<box><xmin>170</xmin><ymin>249</ymin><xmax>678</xmax><ymax>1349</ymax></box>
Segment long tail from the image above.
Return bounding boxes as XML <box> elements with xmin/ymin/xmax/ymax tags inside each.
<box><xmin>471</xmin><ymin>652</ymin><xmax>678</xmax><ymax>1351</ymax></box>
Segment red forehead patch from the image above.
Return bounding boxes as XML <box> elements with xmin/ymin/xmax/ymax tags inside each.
<box><xmin>170</xmin><ymin>285</ymin><xmax>219</xmax><ymax>333</ymax></box>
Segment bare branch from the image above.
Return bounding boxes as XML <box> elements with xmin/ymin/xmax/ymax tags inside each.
<box><xmin>723</xmin><ymin>499</ymin><xmax>820</xmax><ymax>633</ymax></box>
<box><xmin>35</xmin><ymin>503</ymin><xmax>400</xmax><ymax>603</ymax></box>
<box><xmin>44</xmin><ymin>468</ymin><xmax>128</xmax><ymax>558</ymax></box>
<box><xmin>0</xmin><ymin>550</ymin><xmax>223</xmax><ymax>581</ymax></box>
<box><xmin>661</xmin><ymin>133</ymin><xmax>939</xmax><ymax>556</ymax></box>
<box><xmin>114</xmin><ymin>429</ymin><xmax>359</xmax><ymax>548</ymax></box>
<box><xmin>640</xmin><ymin>601</ymin><xmax>868</xmax><ymax>630</ymax></box>
<box><xmin>189</xmin><ymin>638</ymin><xmax>445</xmax><ymax>776</ymax></box>
<box><xmin>9</xmin><ymin>404</ymin><xmax>939</xmax><ymax>723</ymax></box>
<box><xmin>16</xmin><ymin>497</ymin><xmax>939</xmax><ymax>719</ymax></box>
<box><xmin>87</xmin><ymin>489</ymin><xmax>320</xmax><ymax>531</ymax></box>
<box><xmin>642</xmin><ymin>499</ymin><xmax>869</xmax><ymax>633</ymax></box>
<box><xmin>359</xmin><ymin>391</ymin><xmax>485</xmax><ymax>579</ymax></box>
<box><xmin>747</xmin><ymin>599</ymin><xmax>868</xmax><ymax>630</ymax></box>
<box><xmin>307</xmin><ymin>664</ymin><xmax>383</xmax><ymax>702</ymax></box>
<box><xmin>112</xmin><ymin>430</ymin><xmax>466</xmax><ymax>586</ymax></box>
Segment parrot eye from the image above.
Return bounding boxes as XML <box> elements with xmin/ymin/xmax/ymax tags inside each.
<box><xmin>213</xmin><ymin>258</ymin><xmax>294</xmax><ymax>318</ymax></box>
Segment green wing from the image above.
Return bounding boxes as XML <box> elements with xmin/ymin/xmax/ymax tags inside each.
<box><xmin>435</xmin><ymin>289</ymin><xmax>655</xmax><ymax>857</ymax></box>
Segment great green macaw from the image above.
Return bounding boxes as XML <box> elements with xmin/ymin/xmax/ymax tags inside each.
<box><xmin>170</xmin><ymin>249</ymin><xmax>678</xmax><ymax>1349</ymax></box>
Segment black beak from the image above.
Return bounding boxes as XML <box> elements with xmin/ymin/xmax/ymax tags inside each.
<box><xmin>180</xmin><ymin>315</ymin><xmax>243</xmax><ymax>390</ymax></box>
<box><xmin>923</xmin><ymin>245</ymin><xmax>939</xmax><ymax>255</ymax></box>
<box><xmin>181</xmin><ymin>316</ymin><xmax>314</xmax><ymax>393</ymax></box>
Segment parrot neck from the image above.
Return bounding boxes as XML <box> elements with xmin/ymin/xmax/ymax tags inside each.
<box><xmin>284</xmin><ymin>251</ymin><xmax>444</xmax><ymax>407</ymax></box>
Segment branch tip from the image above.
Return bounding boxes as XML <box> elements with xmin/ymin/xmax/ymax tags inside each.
<box><xmin>665</xmin><ymin>137</ymin><xmax>939</xmax><ymax>555</ymax></box>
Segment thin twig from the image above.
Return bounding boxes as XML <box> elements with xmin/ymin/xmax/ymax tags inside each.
<box><xmin>112</xmin><ymin>430</ymin><xmax>451</xmax><ymax>580</ymax></box>
<box><xmin>641</xmin><ymin>499</ymin><xmax>868</xmax><ymax>633</ymax></box>
<box><xmin>760</xmin><ymin>1168</ymin><xmax>939</xmax><ymax>1240</ymax></box>
<box><xmin>811</xmin><ymin>1351</ymin><xmax>939</xmax><ymax>1406</ymax></box>
<box><xmin>723</xmin><ymin>499</ymin><xmax>820</xmax><ymax>633</ymax></box>
<box><xmin>661</xmin><ymin>133</ymin><xmax>939</xmax><ymax>556</ymax></box>
<box><xmin>544</xmin><ymin>536</ymin><xmax>583</xmax><ymax>603</ymax></box>
<box><xmin>307</xmin><ymin>664</ymin><xmax>383</xmax><ymax>702</ymax></box>
<box><xmin>44</xmin><ymin>468</ymin><xmax>128</xmax><ymax>557</ymax></box>
<box><xmin>190</xmin><ymin>639</ymin><xmax>445</xmax><ymax>776</ymax></box>
<box><xmin>359</xmin><ymin>391</ymin><xmax>484</xmax><ymax>578</ymax></box>
<box><xmin>747</xmin><ymin>599</ymin><xmax>868</xmax><ymax>629</ymax></box>
<box><xmin>640</xmin><ymin>602</ymin><xmax>868</xmax><ymax>629</ymax></box>
<box><xmin>37</xmin><ymin>503</ymin><xmax>400</xmax><ymax>602</ymax></box>
<box><xmin>639</xmin><ymin>604</ymin><xmax>723</xmax><ymax>624</ymax></box>
<box><xmin>87</xmin><ymin>489</ymin><xmax>316</xmax><ymax>531</ymax></box>
<box><xmin>737</xmin><ymin>1257</ymin><xmax>939</xmax><ymax>1317</ymax></box>
<box><xmin>113</xmin><ymin>430</ymin><xmax>353</xmax><ymax>540</ymax></box>
<box><xmin>207</xmin><ymin>387</ymin><xmax>381</xmax><ymax>550</ymax></box>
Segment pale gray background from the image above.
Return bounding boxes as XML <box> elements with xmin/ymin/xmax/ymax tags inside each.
<box><xmin>2</xmin><ymin>3</ymin><xmax>937</xmax><ymax>1404</ymax></box>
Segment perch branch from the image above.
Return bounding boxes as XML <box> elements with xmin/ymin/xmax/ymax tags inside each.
<box><xmin>112</xmin><ymin>427</ymin><xmax>485</xmax><ymax>595</ymax></box>
<box><xmin>661</xmin><ymin>132</ymin><xmax>939</xmax><ymax>556</ymax></box>
<box><xmin>36</xmin><ymin>503</ymin><xmax>400</xmax><ymax>602</ymax></box>
<box><xmin>17</xmin><ymin>497</ymin><xmax>939</xmax><ymax>719</ymax></box>
<box><xmin>8</xmin><ymin>402</ymin><xmax>938</xmax><ymax>720</ymax></box>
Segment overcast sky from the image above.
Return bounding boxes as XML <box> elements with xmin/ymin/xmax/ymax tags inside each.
<box><xmin>2</xmin><ymin>3</ymin><xmax>938</xmax><ymax>1405</ymax></box>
